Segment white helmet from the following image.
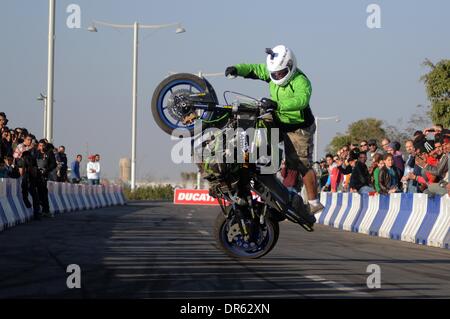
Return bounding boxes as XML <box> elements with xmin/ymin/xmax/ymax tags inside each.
<box><xmin>266</xmin><ymin>45</ymin><xmax>297</xmax><ymax>86</ymax></box>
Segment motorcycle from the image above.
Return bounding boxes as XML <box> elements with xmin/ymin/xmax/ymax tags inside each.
<box><xmin>151</xmin><ymin>73</ymin><xmax>316</xmax><ymax>259</ymax></box>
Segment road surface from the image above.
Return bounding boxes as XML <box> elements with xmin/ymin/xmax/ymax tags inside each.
<box><xmin>0</xmin><ymin>201</ymin><xmax>449</xmax><ymax>298</ymax></box>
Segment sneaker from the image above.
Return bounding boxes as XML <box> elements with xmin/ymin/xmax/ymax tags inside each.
<box><xmin>289</xmin><ymin>195</ymin><xmax>316</xmax><ymax>225</ymax></box>
<box><xmin>309</xmin><ymin>202</ymin><xmax>325</xmax><ymax>215</ymax></box>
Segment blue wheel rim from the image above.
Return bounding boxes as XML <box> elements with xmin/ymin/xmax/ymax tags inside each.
<box><xmin>156</xmin><ymin>79</ymin><xmax>211</xmax><ymax>131</ymax></box>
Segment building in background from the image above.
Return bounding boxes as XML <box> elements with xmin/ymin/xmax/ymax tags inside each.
<box><xmin>119</xmin><ymin>158</ymin><xmax>131</xmax><ymax>184</ymax></box>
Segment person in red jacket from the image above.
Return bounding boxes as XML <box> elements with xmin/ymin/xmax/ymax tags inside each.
<box><xmin>330</xmin><ymin>156</ymin><xmax>344</xmax><ymax>192</ymax></box>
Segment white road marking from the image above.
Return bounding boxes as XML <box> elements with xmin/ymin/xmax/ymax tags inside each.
<box><xmin>304</xmin><ymin>275</ymin><xmax>369</xmax><ymax>296</ymax></box>
<box><xmin>198</xmin><ymin>230</ymin><xmax>210</xmax><ymax>236</ymax></box>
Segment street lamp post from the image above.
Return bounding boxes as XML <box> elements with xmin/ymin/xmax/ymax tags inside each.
<box><xmin>89</xmin><ymin>20</ymin><xmax>186</xmax><ymax>191</ymax></box>
<box><xmin>46</xmin><ymin>0</ymin><xmax>56</xmax><ymax>142</ymax></box>
<box><xmin>37</xmin><ymin>93</ymin><xmax>47</xmax><ymax>138</ymax></box>
<box><xmin>314</xmin><ymin>116</ymin><xmax>340</xmax><ymax>162</ymax></box>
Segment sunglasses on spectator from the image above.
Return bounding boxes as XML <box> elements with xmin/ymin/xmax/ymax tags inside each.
<box><xmin>360</xmin><ymin>143</ymin><xmax>367</xmax><ymax>147</ymax></box>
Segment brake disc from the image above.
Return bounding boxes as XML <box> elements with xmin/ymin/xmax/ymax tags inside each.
<box><xmin>166</xmin><ymin>88</ymin><xmax>196</xmax><ymax>122</ymax></box>
<box><xmin>227</xmin><ymin>223</ymin><xmax>242</xmax><ymax>242</ymax></box>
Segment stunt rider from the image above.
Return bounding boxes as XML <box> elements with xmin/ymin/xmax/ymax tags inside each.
<box><xmin>225</xmin><ymin>45</ymin><xmax>324</xmax><ymax>215</ymax></box>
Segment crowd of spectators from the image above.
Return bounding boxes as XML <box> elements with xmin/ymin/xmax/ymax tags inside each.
<box><xmin>0</xmin><ymin>112</ymin><xmax>102</xmax><ymax>219</ymax></box>
<box><xmin>311</xmin><ymin>125</ymin><xmax>450</xmax><ymax>197</ymax></box>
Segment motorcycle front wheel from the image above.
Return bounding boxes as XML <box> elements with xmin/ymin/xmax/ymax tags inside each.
<box><xmin>214</xmin><ymin>211</ymin><xmax>279</xmax><ymax>259</ymax></box>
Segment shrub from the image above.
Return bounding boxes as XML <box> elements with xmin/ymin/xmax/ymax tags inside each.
<box><xmin>123</xmin><ymin>184</ymin><xmax>174</xmax><ymax>201</ymax></box>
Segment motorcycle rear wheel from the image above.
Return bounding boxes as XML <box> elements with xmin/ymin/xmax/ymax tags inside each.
<box><xmin>151</xmin><ymin>73</ymin><xmax>220</xmax><ymax>136</ymax></box>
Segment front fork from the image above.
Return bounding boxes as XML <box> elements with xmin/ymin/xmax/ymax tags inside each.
<box><xmin>231</xmin><ymin>197</ymin><xmax>267</xmax><ymax>243</ymax></box>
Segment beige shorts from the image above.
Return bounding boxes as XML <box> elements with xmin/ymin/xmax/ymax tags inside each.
<box><xmin>282</xmin><ymin>122</ymin><xmax>316</xmax><ymax>175</ymax></box>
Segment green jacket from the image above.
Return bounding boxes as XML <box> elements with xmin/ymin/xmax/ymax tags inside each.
<box><xmin>235</xmin><ymin>63</ymin><xmax>312</xmax><ymax>125</ymax></box>
<box><xmin>374</xmin><ymin>167</ymin><xmax>381</xmax><ymax>193</ymax></box>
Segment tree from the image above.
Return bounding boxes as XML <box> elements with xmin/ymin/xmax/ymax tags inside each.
<box><xmin>383</xmin><ymin>121</ymin><xmax>410</xmax><ymax>151</ymax></box>
<box><xmin>347</xmin><ymin>118</ymin><xmax>387</xmax><ymax>141</ymax></box>
<box><xmin>404</xmin><ymin>105</ymin><xmax>433</xmax><ymax>136</ymax></box>
<box><xmin>421</xmin><ymin>59</ymin><xmax>450</xmax><ymax>128</ymax></box>
<box><xmin>326</xmin><ymin>118</ymin><xmax>387</xmax><ymax>154</ymax></box>
<box><xmin>326</xmin><ymin>134</ymin><xmax>352</xmax><ymax>155</ymax></box>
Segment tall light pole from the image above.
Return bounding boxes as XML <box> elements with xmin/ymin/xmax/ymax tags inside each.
<box><xmin>37</xmin><ymin>93</ymin><xmax>47</xmax><ymax>138</ymax></box>
<box><xmin>46</xmin><ymin>0</ymin><xmax>56</xmax><ymax>142</ymax></box>
<box><xmin>314</xmin><ymin>116</ymin><xmax>340</xmax><ymax>162</ymax></box>
<box><xmin>89</xmin><ymin>20</ymin><xmax>186</xmax><ymax>191</ymax></box>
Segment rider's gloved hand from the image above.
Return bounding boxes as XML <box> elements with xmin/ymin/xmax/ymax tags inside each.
<box><xmin>260</xmin><ymin>98</ymin><xmax>278</xmax><ymax>111</ymax></box>
<box><xmin>225</xmin><ymin>66</ymin><xmax>238</xmax><ymax>78</ymax></box>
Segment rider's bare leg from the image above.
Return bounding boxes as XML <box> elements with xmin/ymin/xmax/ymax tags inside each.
<box><xmin>302</xmin><ymin>168</ymin><xmax>318</xmax><ymax>201</ymax></box>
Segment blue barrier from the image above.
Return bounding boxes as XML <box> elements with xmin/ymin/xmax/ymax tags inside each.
<box><xmin>0</xmin><ymin>178</ymin><xmax>126</xmax><ymax>233</ymax></box>
<box><xmin>318</xmin><ymin>192</ymin><xmax>450</xmax><ymax>249</ymax></box>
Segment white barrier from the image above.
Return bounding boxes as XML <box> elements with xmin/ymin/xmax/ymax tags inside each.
<box><xmin>0</xmin><ymin>179</ymin><xmax>126</xmax><ymax>233</ymax></box>
<box><xmin>401</xmin><ymin>193</ymin><xmax>428</xmax><ymax>243</ymax></box>
<box><xmin>0</xmin><ymin>179</ymin><xmax>20</xmax><ymax>228</ymax></box>
<box><xmin>428</xmin><ymin>196</ymin><xmax>450</xmax><ymax>248</ymax></box>
<box><xmin>318</xmin><ymin>192</ymin><xmax>450</xmax><ymax>249</ymax></box>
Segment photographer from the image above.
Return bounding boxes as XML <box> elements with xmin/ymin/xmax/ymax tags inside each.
<box><xmin>55</xmin><ymin>145</ymin><xmax>68</xmax><ymax>182</ymax></box>
<box><xmin>17</xmin><ymin>150</ymin><xmax>41</xmax><ymax>220</ymax></box>
<box><xmin>417</xmin><ymin>133</ymin><xmax>449</xmax><ymax>196</ymax></box>
<box><xmin>36</xmin><ymin>139</ymin><xmax>56</xmax><ymax>217</ymax></box>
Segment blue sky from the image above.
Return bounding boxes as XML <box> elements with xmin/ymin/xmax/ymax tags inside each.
<box><xmin>1</xmin><ymin>0</ymin><xmax>449</xmax><ymax>181</ymax></box>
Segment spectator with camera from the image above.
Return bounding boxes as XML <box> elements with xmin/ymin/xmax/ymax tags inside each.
<box><xmin>405</xmin><ymin>138</ymin><xmax>437</xmax><ymax>192</ymax></box>
<box><xmin>55</xmin><ymin>145</ymin><xmax>68</xmax><ymax>182</ymax></box>
<box><xmin>16</xmin><ymin>150</ymin><xmax>42</xmax><ymax>219</ymax></box>
<box><xmin>417</xmin><ymin>133</ymin><xmax>449</xmax><ymax>196</ymax></box>
<box><xmin>35</xmin><ymin>139</ymin><xmax>56</xmax><ymax>217</ymax></box>
<box><xmin>36</xmin><ymin>139</ymin><xmax>57</xmax><ymax>181</ymax></box>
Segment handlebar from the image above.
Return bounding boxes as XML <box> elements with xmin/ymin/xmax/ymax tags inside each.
<box><xmin>196</xmin><ymin>102</ymin><xmax>262</xmax><ymax>114</ymax></box>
